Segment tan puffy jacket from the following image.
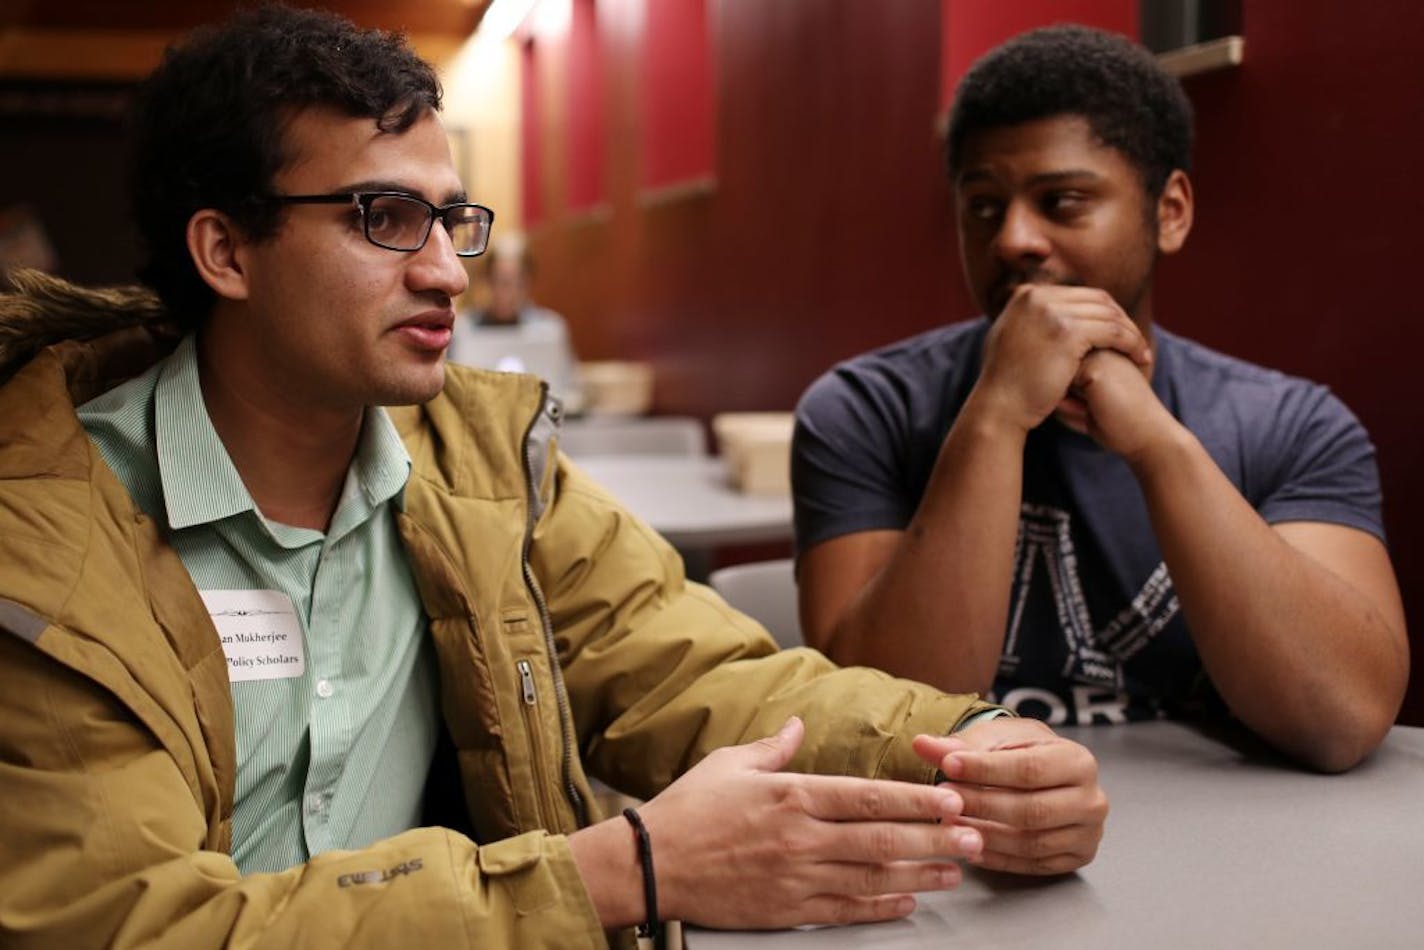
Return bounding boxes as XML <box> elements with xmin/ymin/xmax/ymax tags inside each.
<box><xmin>0</xmin><ymin>272</ymin><xmax>990</xmax><ymax>948</ymax></box>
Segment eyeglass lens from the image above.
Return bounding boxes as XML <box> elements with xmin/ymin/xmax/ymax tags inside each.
<box><xmin>366</xmin><ymin>194</ymin><xmax>491</xmax><ymax>256</ymax></box>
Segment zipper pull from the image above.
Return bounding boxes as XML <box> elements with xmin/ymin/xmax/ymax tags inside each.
<box><xmin>516</xmin><ymin>659</ymin><xmax>537</xmax><ymax>705</ymax></box>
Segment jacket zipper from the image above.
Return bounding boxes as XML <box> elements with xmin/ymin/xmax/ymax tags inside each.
<box><xmin>517</xmin><ymin>658</ymin><xmax>538</xmax><ymax>705</ymax></box>
<box><xmin>515</xmin><ymin>658</ymin><xmax>562</xmax><ymax>827</ymax></box>
<box><xmin>519</xmin><ymin>389</ymin><xmax>589</xmax><ymax>828</ymax></box>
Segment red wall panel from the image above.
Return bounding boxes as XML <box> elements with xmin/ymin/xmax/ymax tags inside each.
<box><xmin>640</xmin><ymin>0</ymin><xmax>715</xmax><ymax>188</ymax></box>
<box><xmin>939</xmin><ymin>0</ymin><xmax>1138</xmax><ymax>112</ymax></box>
<box><xmin>566</xmin><ymin>0</ymin><xmax>605</xmax><ymax>210</ymax></box>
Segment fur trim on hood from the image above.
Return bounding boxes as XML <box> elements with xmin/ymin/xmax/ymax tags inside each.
<box><xmin>0</xmin><ymin>268</ymin><xmax>177</xmax><ymax>385</ymax></box>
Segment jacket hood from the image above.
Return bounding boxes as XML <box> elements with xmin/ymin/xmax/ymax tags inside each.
<box><xmin>0</xmin><ymin>267</ymin><xmax>178</xmax><ymax>386</ymax></box>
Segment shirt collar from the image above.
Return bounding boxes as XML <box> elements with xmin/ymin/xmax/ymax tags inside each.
<box><xmin>155</xmin><ymin>335</ymin><xmax>256</xmax><ymax>531</ymax></box>
<box><xmin>345</xmin><ymin>404</ymin><xmax>412</xmax><ymax>518</ymax></box>
<box><xmin>155</xmin><ymin>334</ymin><xmax>412</xmax><ymax>537</ymax></box>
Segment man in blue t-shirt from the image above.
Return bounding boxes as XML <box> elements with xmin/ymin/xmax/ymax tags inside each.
<box><xmin>792</xmin><ymin>25</ymin><xmax>1408</xmax><ymax>772</ymax></box>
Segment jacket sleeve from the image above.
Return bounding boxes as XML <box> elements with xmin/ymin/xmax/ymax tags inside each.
<box><xmin>534</xmin><ymin>458</ymin><xmax>995</xmax><ymax>801</ymax></box>
<box><xmin>0</xmin><ymin>631</ymin><xmax>607</xmax><ymax>950</ymax></box>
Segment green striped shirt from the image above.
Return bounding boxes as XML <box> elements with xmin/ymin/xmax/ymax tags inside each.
<box><xmin>78</xmin><ymin>335</ymin><xmax>439</xmax><ymax>874</ymax></box>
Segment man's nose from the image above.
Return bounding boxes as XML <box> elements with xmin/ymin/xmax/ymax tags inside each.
<box><xmin>991</xmin><ymin>200</ymin><xmax>1051</xmax><ymax>263</ymax></box>
<box><xmin>408</xmin><ymin>224</ymin><xmax>470</xmax><ymax>298</ymax></box>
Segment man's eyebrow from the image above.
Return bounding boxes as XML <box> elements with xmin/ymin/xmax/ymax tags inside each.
<box><xmin>956</xmin><ymin>168</ymin><xmax>1105</xmax><ymax>189</ymax></box>
<box><xmin>341</xmin><ymin>180</ymin><xmax>469</xmax><ymax>204</ymax></box>
<box><xmin>1026</xmin><ymin>169</ymin><xmax>1104</xmax><ymax>187</ymax></box>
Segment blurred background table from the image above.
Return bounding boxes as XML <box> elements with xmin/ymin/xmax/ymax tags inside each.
<box><xmin>572</xmin><ymin>454</ymin><xmax>793</xmax><ymax>549</ymax></box>
<box><xmin>691</xmin><ymin>720</ymin><xmax>1424</xmax><ymax>948</ymax></box>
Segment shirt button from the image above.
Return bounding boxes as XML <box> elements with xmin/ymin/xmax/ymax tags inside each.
<box><xmin>315</xmin><ymin>679</ymin><xmax>334</xmax><ymax>699</ymax></box>
<box><xmin>306</xmin><ymin>793</ymin><xmax>325</xmax><ymax>814</ymax></box>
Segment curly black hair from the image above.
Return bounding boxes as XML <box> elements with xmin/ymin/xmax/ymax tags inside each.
<box><xmin>945</xmin><ymin>24</ymin><xmax>1192</xmax><ymax>199</ymax></box>
<box><xmin>128</xmin><ymin>3</ymin><xmax>442</xmax><ymax>326</ymax></box>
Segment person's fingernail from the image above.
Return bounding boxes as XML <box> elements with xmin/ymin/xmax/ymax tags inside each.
<box><xmin>958</xmin><ymin>828</ymin><xmax>983</xmax><ymax>853</ymax></box>
<box><xmin>939</xmin><ymin>789</ymin><xmax>962</xmax><ymax>814</ymax></box>
<box><xmin>894</xmin><ymin>897</ymin><xmax>916</xmax><ymax>916</ymax></box>
<box><xmin>941</xmin><ymin>754</ymin><xmax>965</xmax><ymax>778</ymax></box>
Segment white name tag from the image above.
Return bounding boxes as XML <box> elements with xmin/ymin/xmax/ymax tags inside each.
<box><xmin>201</xmin><ymin>589</ymin><xmax>307</xmax><ymax>683</ymax></box>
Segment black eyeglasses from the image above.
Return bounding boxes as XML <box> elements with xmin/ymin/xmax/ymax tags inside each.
<box><xmin>263</xmin><ymin>191</ymin><xmax>495</xmax><ymax>257</ymax></box>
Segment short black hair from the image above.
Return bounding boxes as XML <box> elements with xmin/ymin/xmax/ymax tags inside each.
<box><xmin>946</xmin><ymin>24</ymin><xmax>1192</xmax><ymax>198</ymax></box>
<box><xmin>129</xmin><ymin>3</ymin><xmax>442</xmax><ymax>326</ymax></box>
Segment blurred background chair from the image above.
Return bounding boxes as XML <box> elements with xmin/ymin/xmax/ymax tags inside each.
<box><xmin>559</xmin><ymin>415</ymin><xmax>706</xmax><ymax>458</ymax></box>
<box><xmin>708</xmin><ymin>557</ymin><xmax>801</xmax><ymax>649</ymax></box>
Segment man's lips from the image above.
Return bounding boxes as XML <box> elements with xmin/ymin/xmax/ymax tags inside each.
<box><xmin>392</xmin><ymin>310</ymin><xmax>455</xmax><ymax>351</ymax></box>
<box><xmin>394</xmin><ymin>309</ymin><xmax>455</xmax><ymax>331</ymax></box>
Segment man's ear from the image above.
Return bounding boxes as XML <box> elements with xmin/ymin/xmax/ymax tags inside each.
<box><xmin>1156</xmin><ymin>169</ymin><xmax>1194</xmax><ymax>256</ymax></box>
<box><xmin>186</xmin><ymin>209</ymin><xmax>251</xmax><ymax>302</ymax></box>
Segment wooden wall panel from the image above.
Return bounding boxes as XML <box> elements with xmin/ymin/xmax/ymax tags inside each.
<box><xmin>525</xmin><ymin>0</ymin><xmax>1424</xmax><ymax>724</ymax></box>
<box><xmin>529</xmin><ymin>0</ymin><xmax>961</xmax><ymax>414</ymax></box>
<box><xmin>0</xmin><ymin>1</ymin><xmax>480</xmax><ymax>79</ymax></box>
<box><xmin>1154</xmin><ymin>0</ymin><xmax>1424</xmax><ymax>723</ymax></box>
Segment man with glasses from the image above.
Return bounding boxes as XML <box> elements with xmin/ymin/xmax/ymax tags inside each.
<box><xmin>0</xmin><ymin>6</ymin><xmax>1105</xmax><ymax>947</ymax></box>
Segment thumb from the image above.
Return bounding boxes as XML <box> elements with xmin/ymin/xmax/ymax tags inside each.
<box><xmin>743</xmin><ymin>716</ymin><xmax>805</xmax><ymax>773</ymax></box>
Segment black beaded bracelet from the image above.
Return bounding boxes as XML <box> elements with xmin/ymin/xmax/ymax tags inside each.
<box><xmin>621</xmin><ymin>807</ymin><xmax>661</xmax><ymax>947</ymax></box>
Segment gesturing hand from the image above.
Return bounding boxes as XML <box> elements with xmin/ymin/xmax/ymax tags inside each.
<box><xmin>913</xmin><ymin>718</ymin><xmax>1108</xmax><ymax>876</ymax></box>
<box><xmin>638</xmin><ymin>717</ymin><xmax>984</xmax><ymax>929</ymax></box>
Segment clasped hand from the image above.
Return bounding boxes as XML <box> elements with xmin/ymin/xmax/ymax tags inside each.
<box><xmin>916</xmin><ymin>716</ymin><xmax>1108</xmax><ymax>876</ymax></box>
<box><xmin>975</xmin><ymin>284</ymin><xmax>1176</xmax><ymax>458</ymax></box>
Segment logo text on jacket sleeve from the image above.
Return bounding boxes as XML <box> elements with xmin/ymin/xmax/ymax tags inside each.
<box><xmin>337</xmin><ymin>858</ymin><xmax>424</xmax><ymax>887</ymax></box>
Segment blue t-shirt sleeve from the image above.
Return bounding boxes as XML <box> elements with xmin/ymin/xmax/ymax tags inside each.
<box><xmin>1251</xmin><ymin>383</ymin><xmax>1384</xmax><ymax>541</ymax></box>
<box><xmin>791</xmin><ymin>365</ymin><xmax>918</xmax><ymax>551</ymax></box>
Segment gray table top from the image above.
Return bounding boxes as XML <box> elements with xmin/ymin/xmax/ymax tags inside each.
<box><xmin>690</xmin><ymin>720</ymin><xmax>1424</xmax><ymax>948</ymax></box>
<box><xmin>572</xmin><ymin>454</ymin><xmax>794</xmax><ymax>548</ymax></box>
